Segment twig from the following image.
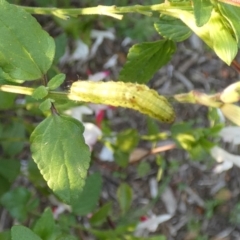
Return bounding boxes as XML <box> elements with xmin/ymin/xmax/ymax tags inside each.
<box><xmin>150</xmin><ymin>143</ymin><xmax>176</xmax><ymax>155</ymax></box>
<box><xmin>231</xmin><ymin>60</ymin><xmax>240</xmax><ymax>73</ymax></box>
<box><xmin>132</xmin><ymin>143</ymin><xmax>176</xmax><ymax>163</ymax></box>
<box><xmin>95</xmin><ymin>143</ymin><xmax>176</xmax><ymax>171</ymax></box>
<box><xmin>19</xmin><ymin>3</ymin><xmax>192</xmax><ymax>20</ymax></box>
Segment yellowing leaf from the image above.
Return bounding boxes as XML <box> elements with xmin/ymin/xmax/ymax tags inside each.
<box><xmin>162</xmin><ymin>8</ymin><xmax>237</xmax><ymax>65</ymax></box>
<box><xmin>220</xmin><ymin>104</ymin><xmax>240</xmax><ymax>126</ymax></box>
<box><xmin>220</xmin><ymin>81</ymin><xmax>240</xmax><ymax>103</ymax></box>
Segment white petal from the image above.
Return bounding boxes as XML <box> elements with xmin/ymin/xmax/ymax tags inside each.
<box><xmin>88</xmin><ymin>71</ymin><xmax>110</xmax><ymax>81</ymax></box>
<box><xmin>90</xmin><ymin>36</ymin><xmax>103</xmax><ymax>58</ymax></box>
<box><xmin>65</xmin><ymin>106</ymin><xmax>93</xmax><ymax>122</ymax></box>
<box><xmin>149</xmin><ymin>178</ymin><xmax>158</xmax><ymax>198</ymax></box>
<box><xmin>104</xmin><ymin>54</ymin><xmax>118</xmax><ymax>69</ymax></box>
<box><xmin>69</xmin><ymin>40</ymin><xmax>89</xmax><ymax>62</ymax></box>
<box><xmin>135</xmin><ymin>214</ymin><xmax>172</xmax><ymax>233</ymax></box>
<box><xmin>59</xmin><ymin>46</ymin><xmax>70</xmax><ymax>65</ymax></box>
<box><xmin>83</xmin><ymin>123</ymin><xmax>102</xmax><ymax>150</ymax></box>
<box><xmin>76</xmin><ymin>106</ymin><xmax>94</xmax><ymax>115</ymax></box>
<box><xmin>219</xmin><ymin>126</ymin><xmax>240</xmax><ymax>145</ymax></box>
<box><xmin>213</xmin><ymin>161</ymin><xmax>233</xmax><ymax>174</ymax></box>
<box><xmin>90</xmin><ymin>29</ymin><xmax>115</xmax><ymax>40</ymax></box>
<box><xmin>161</xmin><ymin>187</ymin><xmax>177</xmax><ymax>215</ymax></box>
<box><xmin>122</xmin><ymin>37</ymin><xmax>132</xmax><ymax>47</ymax></box>
<box><xmin>90</xmin><ymin>29</ymin><xmax>115</xmax><ymax>58</ymax></box>
<box><xmin>211</xmin><ymin>146</ymin><xmax>240</xmax><ymax>168</ymax></box>
<box><xmin>99</xmin><ymin>146</ymin><xmax>114</xmax><ymax>162</ymax></box>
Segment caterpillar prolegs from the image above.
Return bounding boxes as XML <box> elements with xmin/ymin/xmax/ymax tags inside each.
<box><xmin>70</xmin><ymin>81</ymin><xmax>175</xmax><ymax>123</ymax></box>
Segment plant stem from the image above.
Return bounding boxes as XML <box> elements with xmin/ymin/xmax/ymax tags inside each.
<box><xmin>0</xmin><ymin>84</ymin><xmax>34</xmax><ymax>96</ymax></box>
<box><xmin>19</xmin><ymin>3</ymin><xmax>192</xmax><ymax>20</ymax></box>
<box><xmin>0</xmin><ymin>84</ymin><xmax>83</xmax><ymax>103</ymax></box>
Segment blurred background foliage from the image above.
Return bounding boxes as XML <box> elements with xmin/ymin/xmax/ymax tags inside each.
<box><xmin>1</xmin><ymin>0</ymin><xmax>240</xmax><ymax>239</ymax></box>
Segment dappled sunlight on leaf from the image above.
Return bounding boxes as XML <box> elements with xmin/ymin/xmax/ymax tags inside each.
<box><xmin>30</xmin><ymin>115</ymin><xmax>90</xmax><ymax>205</ymax></box>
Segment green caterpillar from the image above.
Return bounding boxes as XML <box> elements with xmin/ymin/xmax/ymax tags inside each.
<box><xmin>70</xmin><ymin>81</ymin><xmax>175</xmax><ymax>123</ymax></box>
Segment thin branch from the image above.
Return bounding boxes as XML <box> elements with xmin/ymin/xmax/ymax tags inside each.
<box><xmin>0</xmin><ymin>84</ymin><xmax>87</xmax><ymax>103</ymax></box>
<box><xmin>133</xmin><ymin>143</ymin><xmax>176</xmax><ymax>163</ymax></box>
<box><xmin>19</xmin><ymin>3</ymin><xmax>192</xmax><ymax>20</ymax></box>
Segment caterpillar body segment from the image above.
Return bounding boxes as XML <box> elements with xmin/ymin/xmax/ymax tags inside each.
<box><xmin>70</xmin><ymin>81</ymin><xmax>175</xmax><ymax>123</ymax></box>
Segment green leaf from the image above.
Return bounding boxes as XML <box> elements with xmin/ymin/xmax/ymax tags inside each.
<box><xmin>0</xmin><ymin>159</ymin><xmax>20</xmax><ymax>182</ymax></box>
<box><xmin>171</xmin><ymin>121</ymin><xmax>193</xmax><ymax>136</ymax></box>
<box><xmin>33</xmin><ymin>208</ymin><xmax>56</xmax><ymax>240</ymax></box>
<box><xmin>0</xmin><ymin>231</ymin><xmax>11</xmax><ymax>240</ymax></box>
<box><xmin>171</xmin><ymin>123</ymin><xmax>218</xmax><ymax>160</ymax></box>
<box><xmin>90</xmin><ymin>202</ymin><xmax>112</xmax><ymax>226</ymax></box>
<box><xmin>137</xmin><ymin>161</ymin><xmax>151</xmax><ymax>177</ymax></box>
<box><xmin>0</xmin><ymin>69</ymin><xmax>14</xmax><ymax>82</ymax></box>
<box><xmin>30</xmin><ymin>115</ymin><xmax>91</xmax><ymax>205</ymax></box>
<box><xmin>0</xmin><ymin>68</ymin><xmax>24</xmax><ymax>83</ymax></box>
<box><xmin>32</xmin><ymin>86</ymin><xmax>48</xmax><ymax>100</ymax></box>
<box><xmin>115</xmin><ymin>129</ymin><xmax>139</xmax><ymax>153</ymax></box>
<box><xmin>192</xmin><ymin>0</ymin><xmax>213</xmax><ymax>27</ymax></box>
<box><xmin>1</xmin><ymin>120</ymin><xmax>26</xmax><ymax>156</ymax></box>
<box><xmin>56</xmin><ymin>235</ymin><xmax>78</xmax><ymax>240</ymax></box>
<box><xmin>0</xmin><ymin>92</ymin><xmax>16</xmax><ymax>109</ymax></box>
<box><xmin>72</xmin><ymin>173</ymin><xmax>102</xmax><ymax>215</ymax></box>
<box><xmin>53</xmin><ymin>33</ymin><xmax>68</xmax><ymax>64</ymax></box>
<box><xmin>89</xmin><ymin>225</ymin><xmax>130</xmax><ymax>239</ymax></box>
<box><xmin>47</xmin><ymin>73</ymin><xmax>65</xmax><ymax>90</ymax></box>
<box><xmin>116</xmin><ymin>183</ymin><xmax>132</xmax><ymax>215</ymax></box>
<box><xmin>39</xmin><ymin>98</ymin><xmax>53</xmax><ymax>112</ymax></box>
<box><xmin>11</xmin><ymin>226</ymin><xmax>41</xmax><ymax>240</ymax></box>
<box><xmin>148</xmin><ymin>236</ymin><xmax>166</xmax><ymax>240</ymax></box>
<box><xmin>209</xmin><ymin>11</ymin><xmax>237</xmax><ymax>66</ymax></box>
<box><xmin>58</xmin><ymin>214</ymin><xmax>77</xmax><ymax>233</ymax></box>
<box><xmin>1</xmin><ymin>187</ymin><xmax>38</xmax><ymax>222</ymax></box>
<box><xmin>219</xmin><ymin>3</ymin><xmax>240</xmax><ymax>47</ymax></box>
<box><xmin>199</xmin><ymin>138</ymin><xmax>215</xmax><ymax>150</ymax></box>
<box><xmin>154</xmin><ymin>17</ymin><xmax>192</xmax><ymax>42</ymax></box>
<box><xmin>0</xmin><ymin>1</ymin><xmax>55</xmax><ymax>80</ymax></box>
<box><xmin>167</xmin><ymin>8</ymin><xmax>237</xmax><ymax>65</ymax></box>
<box><xmin>208</xmin><ymin>108</ymin><xmax>224</xmax><ymax>126</ymax></box>
<box><xmin>205</xmin><ymin>124</ymin><xmax>223</xmax><ymax>136</ymax></box>
<box><xmin>146</xmin><ymin>117</ymin><xmax>162</xmax><ymax>138</ymax></box>
<box><xmin>119</xmin><ymin>40</ymin><xmax>176</xmax><ymax>83</ymax></box>
<box><xmin>28</xmin><ymin>159</ymin><xmax>46</xmax><ymax>188</ymax></box>
<box><xmin>114</xmin><ymin>151</ymin><xmax>129</xmax><ymax>168</ymax></box>
<box><xmin>0</xmin><ymin>175</ymin><xmax>11</xmax><ymax>197</ymax></box>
